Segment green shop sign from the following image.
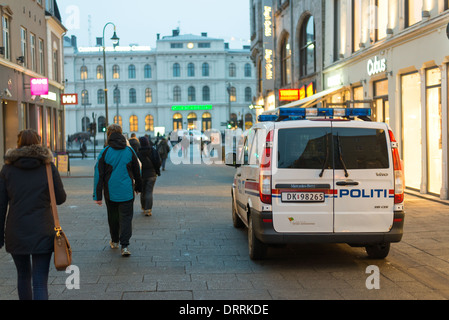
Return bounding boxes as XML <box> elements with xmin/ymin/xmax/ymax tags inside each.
<box><xmin>171</xmin><ymin>105</ymin><xmax>213</xmax><ymax>111</ymax></box>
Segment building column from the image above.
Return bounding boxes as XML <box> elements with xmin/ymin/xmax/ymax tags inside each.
<box><xmin>440</xmin><ymin>63</ymin><xmax>448</xmax><ymax>199</ymax></box>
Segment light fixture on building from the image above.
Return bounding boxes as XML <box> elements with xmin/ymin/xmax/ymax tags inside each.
<box><xmin>422</xmin><ymin>10</ymin><xmax>430</xmax><ymax>18</ymax></box>
<box><xmin>16</xmin><ymin>56</ymin><xmax>25</xmax><ymax>64</ymax></box>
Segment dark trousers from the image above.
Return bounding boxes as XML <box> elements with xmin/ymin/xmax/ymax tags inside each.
<box><xmin>141</xmin><ymin>177</ymin><xmax>157</xmax><ymax>210</ymax></box>
<box><xmin>105</xmin><ymin>199</ymin><xmax>134</xmax><ymax>247</ymax></box>
<box><xmin>11</xmin><ymin>253</ymin><xmax>52</xmax><ymax>300</ymax></box>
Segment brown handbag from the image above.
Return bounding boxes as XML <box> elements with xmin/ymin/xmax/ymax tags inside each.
<box><xmin>46</xmin><ymin>163</ymin><xmax>72</xmax><ymax>271</ymax></box>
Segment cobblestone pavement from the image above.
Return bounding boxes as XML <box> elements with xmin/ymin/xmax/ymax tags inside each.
<box><xmin>1</xmin><ymin>156</ymin><xmax>449</xmax><ymax>302</ymax></box>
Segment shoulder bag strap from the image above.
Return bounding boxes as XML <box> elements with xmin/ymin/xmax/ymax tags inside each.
<box><xmin>46</xmin><ymin>163</ymin><xmax>61</xmax><ymax>232</ymax></box>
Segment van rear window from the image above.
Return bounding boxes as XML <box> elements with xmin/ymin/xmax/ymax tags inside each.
<box><xmin>277</xmin><ymin>127</ymin><xmax>389</xmax><ymax>170</ymax></box>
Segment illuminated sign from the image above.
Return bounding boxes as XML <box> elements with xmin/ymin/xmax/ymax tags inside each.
<box><xmin>367</xmin><ymin>56</ymin><xmax>387</xmax><ymax>76</ymax></box>
<box><xmin>263</xmin><ymin>6</ymin><xmax>272</xmax><ymax>37</ymax></box>
<box><xmin>262</xmin><ymin>1</ymin><xmax>274</xmax><ymax>91</ymax></box>
<box><xmin>306</xmin><ymin>82</ymin><xmax>315</xmax><ymax>97</ymax></box>
<box><xmin>61</xmin><ymin>94</ymin><xmax>78</xmax><ymax>105</ymax></box>
<box><xmin>171</xmin><ymin>105</ymin><xmax>213</xmax><ymax>111</ymax></box>
<box><xmin>30</xmin><ymin>78</ymin><xmax>49</xmax><ymax>95</ymax></box>
<box><xmin>279</xmin><ymin>89</ymin><xmax>300</xmax><ymax>101</ymax></box>
<box><xmin>264</xmin><ymin>49</ymin><xmax>273</xmax><ymax>81</ymax></box>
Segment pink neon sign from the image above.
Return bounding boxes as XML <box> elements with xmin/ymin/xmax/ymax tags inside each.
<box><xmin>30</xmin><ymin>78</ymin><xmax>49</xmax><ymax>95</ymax></box>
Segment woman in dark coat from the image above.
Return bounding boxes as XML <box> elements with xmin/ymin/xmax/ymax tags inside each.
<box><xmin>137</xmin><ymin>136</ymin><xmax>158</xmax><ymax>216</ymax></box>
<box><xmin>0</xmin><ymin>129</ymin><xmax>67</xmax><ymax>300</ymax></box>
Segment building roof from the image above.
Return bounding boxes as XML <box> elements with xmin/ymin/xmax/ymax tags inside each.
<box><xmin>160</xmin><ymin>33</ymin><xmax>222</xmax><ymax>42</ymax></box>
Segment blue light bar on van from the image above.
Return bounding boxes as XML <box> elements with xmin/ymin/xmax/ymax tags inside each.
<box><xmin>258</xmin><ymin>107</ymin><xmax>372</xmax><ymax>122</ymax></box>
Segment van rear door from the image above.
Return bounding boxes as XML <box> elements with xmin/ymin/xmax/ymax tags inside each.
<box><xmin>272</xmin><ymin>122</ymin><xmax>334</xmax><ymax>233</ymax></box>
<box><xmin>332</xmin><ymin>122</ymin><xmax>394</xmax><ymax>233</ymax></box>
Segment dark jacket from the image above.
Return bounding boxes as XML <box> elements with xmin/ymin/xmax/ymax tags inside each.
<box><xmin>0</xmin><ymin>145</ymin><xmax>67</xmax><ymax>254</ymax></box>
<box><xmin>137</xmin><ymin>146</ymin><xmax>158</xmax><ymax>179</ymax></box>
<box><xmin>93</xmin><ymin>132</ymin><xmax>142</xmax><ymax>202</ymax></box>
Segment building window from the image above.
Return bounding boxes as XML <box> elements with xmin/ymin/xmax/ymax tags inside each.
<box><xmin>128</xmin><ymin>65</ymin><xmax>136</xmax><ymax>79</ymax></box>
<box><xmin>129</xmin><ymin>88</ymin><xmax>137</xmax><ymax>103</ymax></box>
<box><xmin>406</xmin><ymin>0</ymin><xmax>423</xmax><ymax>27</ymax></box>
<box><xmin>97</xmin><ymin>65</ymin><xmax>104</xmax><ymax>79</ymax></box>
<box><xmin>144</xmin><ymin>64</ymin><xmax>152</xmax><ymax>78</ymax></box>
<box><xmin>173</xmin><ymin>113</ymin><xmax>183</xmax><ymax>130</ymax></box>
<box><xmin>81</xmin><ymin>117</ymin><xmax>90</xmax><ymax>132</ymax></box>
<box><xmin>112</xmin><ymin>65</ymin><xmax>120</xmax><ymax>79</ymax></box>
<box><xmin>173</xmin><ymin>63</ymin><xmax>181</xmax><ymax>77</ymax></box>
<box><xmin>97</xmin><ymin>89</ymin><xmax>105</xmax><ymax>104</ymax></box>
<box><xmin>20</xmin><ymin>27</ymin><xmax>27</xmax><ymax>67</ymax></box>
<box><xmin>114</xmin><ymin>115</ymin><xmax>122</xmax><ymax>126</ymax></box>
<box><xmin>202</xmin><ymin>112</ymin><xmax>212</xmax><ymax>131</ymax></box>
<box><xmin>188</xmin><ymin>86</ymin><xmax>196</xmax><ymax>101</ymax></box>
<box><xmin>2</xmin><ymin>15</ymin><xmax>10</xmax><ymax>60</ymax></box>
<box><xmin>80</xmin><ymin>66</ymin><xmax>88</xmax><ymax>80</ymax></box>
<box><xmin>353</xmin><ymin>0</ymin><xmax>361</xmax><ymax>52</ymax></box>
<box><xmin>198</xmin><ymin>43</ymin><xmax>211</xmax><ymax>48</ymax></box>
<box><xmin>202</xmin><ymin>86</ymin><xmax>210</xmax><ymax>101</ymax></box>
<box><xmin>81</xmin><ymin>89</ymin><xmax>89</xmax><ymax>105</ymax></box>
<box><xmin>30</xmin><ymin>33</ymin><xmax>36</xmax><ymax>71</ymax></box>
<box><xmin>229</xmin><ymin>63</ymin><xmax>236</xmax><ymax>77</ymax></box>
<box><xmin>145</xmin><ymin>115</ymin><xmax>154</xmax><ymax>131</ymax></box>
<box><xmin>375</xmin><ymin>0</ymin><xmax>388</xmax><ymax>41</ymax></box>
<box><xmin>299</xmin><ymin>16</ymin><xmax>316</xmax><ymax>77</ymax></box>
<box><xmin>280</xmin><ymin>35</ymin><xmax>291</xmax><ymax>85</ymax></box>
<box><xmin>53</xmin><ymin>49</ymin><xmax>59</xmax><ymax>81</ymax></box>
<box><xmin>171</xmin><ymin>43</ymin><xmax>183</xmax><ymax>49</ymax></box>
<box><xmin>113</xmin><ymin>87</ymin><xmax>120</xmax><ymax>104</ymax></box>
<box><xmin>245</xmin><ymin>63</ymin><xmax>252</xmax><ymax>77</ymax></box>
<box><xmin>187</xmin><ymin>112</ymin><xmax>197</xmax><ymax>130</ymax></box>
<box><xmin>129</xmin><ymin>115</ymin><xmax>138</xmax><ymax>132</ymax></box>
<box><xmin>245</xmin><ymin>87</ymin><xmax>252</xmax><ymax>102</ymax></box>
<box><xmin>173</xmin><ymin>86</ymin><xmax>181</xmax><ymax>102</ymax></box>
<box><xmin>229</xmin><ymin>86</ymin><xmax>236</xmax><ymax>102</ymax></box>
<box><xmin>202</xmin><ymin>63</ymin><xmax>209</xmax><ymax>76</ymax></box>
<box><xmin>245</xmin><ymin>113</ymin><xmax>253</xmax><ymax>130</ymax></box>
<box><xmin>145</xmin><ymin>88</ymin><xmax>152</xmax><ymax>103</ymax></box>
<box><xmin>188</xmin><ymin>63</ymin><xmax>195</xmax><ymax>77</ymax></box>
<box><xmin>39</xmin><ymin>39</ymin><xmax>44</xmax><ymax>74</ymax></box>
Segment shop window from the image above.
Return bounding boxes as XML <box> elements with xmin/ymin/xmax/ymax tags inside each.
<box><xmin>373</xmin><ymin>79</ymin><xmax>389</xmax><ymax>123</ymax></box>
<box><xmin>426</xmin><ymin>67</ymin><xmax>442</xmax><ymax>194</ymax></box>
<box><xmin>401</xmin><ymin>72</ymin><xmax>421</xmax><ymax>190</ymax></box>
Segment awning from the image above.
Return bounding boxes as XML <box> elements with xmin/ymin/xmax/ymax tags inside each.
<box><xmin>277</xmin><ymin>85</ymin><xmax>344</xmax><ymax>109</ymax></box>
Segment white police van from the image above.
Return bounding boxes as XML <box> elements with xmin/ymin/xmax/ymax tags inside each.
<box><xmin>228</xmin><ymin>107</ymin><xmax>405</xmax><ymax>260</ymax></box>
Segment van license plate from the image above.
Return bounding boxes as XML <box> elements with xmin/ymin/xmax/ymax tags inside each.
<box><xmin>281</xmin><ymin>192</ymin><xmax>325</xmax><ymax>203</ymax></box>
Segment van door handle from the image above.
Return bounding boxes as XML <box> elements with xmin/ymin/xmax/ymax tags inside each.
<box><xmin>336</xmin><ymin>181</ymin><xmax>359</xmax><ymax>186</ymax></box>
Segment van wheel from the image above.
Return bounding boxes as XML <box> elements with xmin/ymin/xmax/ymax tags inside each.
<box><xmin>248</xmin><ymin>214</ymin><xmax>267</xmax><ymax>260</ymax></box>
<box><xmin>231</xmin><ymin>197</ymin><xmax>244</xmax><ymax>228</ymax></box>
<box><xmin>365</xmin><ymin>243</ymin><xmax>390</xmax><ymax>259</ymax></box>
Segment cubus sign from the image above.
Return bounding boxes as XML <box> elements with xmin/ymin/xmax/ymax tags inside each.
<box><xmin>61</xmin><ymin>94</ymin><xmax>78</xmax><ymax>105</ymax></box>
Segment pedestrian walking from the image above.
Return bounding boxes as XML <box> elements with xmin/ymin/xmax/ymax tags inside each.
<box><xmin>0</xmin><ymin>129</ymin><xmax>67</xmax><ymax>300</ymax></box>
<box><xmin>137</xmin><ymin>136</ymin><xmax>159</xmax><ymax>216</ymax></box>
<box><xmin>181</xmin><ymin>132</ymin><xmax>190</xmax><ymax>159</ymax></box>
<box><xmin>93</xmin><ymin>124</ymin><xmax>142</xmax><ymax>257</ymax></box>
<box><xmin>157</xmin><ymin>136</ymin><xmax>170</xmax><ymax>171</ymax></box>
<box><xmin>80</xmin><ymin>139</ymin><xmax>87</xmax><ymax>159</ymax></box>
<box><xmin>128</xmin><ymin>133</ymin><xmax>140</xmax><ymax>154</ymax></box>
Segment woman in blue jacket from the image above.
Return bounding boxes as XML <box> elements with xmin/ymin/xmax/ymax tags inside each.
<box><xmin>93</xmin><ymin>124</ymin><xmax>142</xmax><ymax>256</ymax></box>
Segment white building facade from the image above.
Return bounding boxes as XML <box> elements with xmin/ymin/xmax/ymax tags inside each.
<box><xmin>64</xmin><ymin>31</ymin><xmax>256</xmax><ymax>143</ymax></box>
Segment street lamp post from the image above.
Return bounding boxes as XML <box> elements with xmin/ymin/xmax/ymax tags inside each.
<box><xmin>102</xmin><ymin>22</ymin><xmax>120</xmax><ymax>127</ymax></box>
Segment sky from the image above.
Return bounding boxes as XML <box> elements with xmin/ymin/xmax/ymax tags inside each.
<box><xmin>56</xmin><ymin>0</ymin><xmax>251</xmax><ymax>49</ymax></box>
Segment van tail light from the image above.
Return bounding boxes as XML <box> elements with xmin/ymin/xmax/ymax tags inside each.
<box><xmin>259</xmin><ymin>130</ymin><xmax>273</xmax><ymax>204</ymax></box>
<box><xmin>389</xmin><ymin>130</ymin><xmax>404</xmax><ymax>204</ymax></box>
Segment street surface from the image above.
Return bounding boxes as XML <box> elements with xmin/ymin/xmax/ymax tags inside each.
<box><xmin>1</xmin><ymin>151</ymin><xmax>449</xmax><ymax>301</ymax></box>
